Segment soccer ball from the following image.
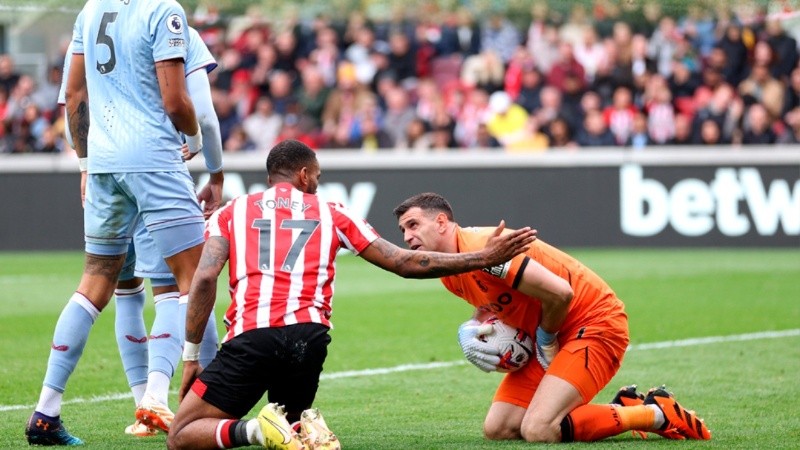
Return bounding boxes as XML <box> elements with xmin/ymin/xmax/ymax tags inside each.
<box><xmin>478</xmin><ymin>317</ymin><xmax>534</xmax><ymax>373</ymax></box>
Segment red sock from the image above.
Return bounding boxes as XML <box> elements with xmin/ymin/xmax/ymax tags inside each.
<box><xmin>561</xmin><ymin>403</ymin><xmax>654</xmax><ymax>442</ymax></box>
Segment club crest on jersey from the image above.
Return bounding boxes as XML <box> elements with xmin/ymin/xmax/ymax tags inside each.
<box><xmin>483</xmin><ymin>260</ymin><xmax>511</xmax><ymax>279</ymax></box>
<box><xmin>167</xmin><ymin>14</ymin><xmax>184</xmax><ymax>34</ymax></box>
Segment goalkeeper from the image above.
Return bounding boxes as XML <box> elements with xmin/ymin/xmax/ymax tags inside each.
<box><xmin>393</xmin><ymin>192</ymin><xmax>711</xmax><ymax>443</ymax></box>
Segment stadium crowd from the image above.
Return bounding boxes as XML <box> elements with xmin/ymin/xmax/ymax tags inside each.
<box><xmin>2</xmin><ymin>0</ymin><xmax>800</xmax><ymax>154</ymax></box>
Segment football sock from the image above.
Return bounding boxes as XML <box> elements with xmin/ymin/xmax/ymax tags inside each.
<box><xmin>131</xmin><ymin>382</ymin><xmax>147</xmax><ymax>406</ymax></box>
<box><xmin>215</xmin><ymin>419</ymin><xmax>251</xmax><ymax>448</ymax></box>
<box><xmin>200</xmin><ymin>308</ymin><xmax>219</xmax><ymax>368</ymax></box>
<box><xmin>177</xmin><ymin>294</ymin><xmax>188</xmax><ymax>341</ymax></box>
<box><xmin>147</xmin><ymin>292</ymin><xmax>181</xmax><ymax>403</ymax></box>
<box><xmin>38</xmin><ymin>293</ymin><xmax>100</xmax><ymax>416</ymax></box>
<box><xmin>561</xmin><ymin>403</ymin><xmax>640</xmax><ymax>442</ymax></box>
<box><xmin>114</xmin><ymin>284</ymin><xmax>148</xmax><ymax>392</ymax></box>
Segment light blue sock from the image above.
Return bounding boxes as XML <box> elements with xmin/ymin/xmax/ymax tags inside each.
<box><xmin>177</xmin><ymin>294</ymin><xmax>187</xmax><ymax>342</ymax></box>
<box><xmin>148</xmin><ymin>292</ymin><xmax>181</xmax><ymax>378</ymax></box>
<box><xmin>42</xmin><ymin>293</ymin><xmax>100</xmax><ymax>393</ymax></box>
<box><xmin>114</xmin><ymin>284</ymin><xmax>148</xmax><ymax>391</ymax></box>
<box><xmin>199</xmin><ymin>308</ymin><xmax>219</xmax><ymax>368</ymax></box>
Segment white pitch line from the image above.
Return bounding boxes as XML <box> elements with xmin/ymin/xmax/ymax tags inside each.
<box><xmin>2</xmin><ymin>328</ymin><xmax>798</xmax><ymax>413</ymax></box>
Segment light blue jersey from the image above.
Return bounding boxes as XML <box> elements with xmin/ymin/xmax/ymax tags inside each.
<box><xmin>60</xmin><ymin>27</ymin><xmax>214</xmax><ymax>105</ymax></box>
<box><xmin>71</xmin><ymin>0</ymin><xmax>191</xmax><ymax>173</ymax></box>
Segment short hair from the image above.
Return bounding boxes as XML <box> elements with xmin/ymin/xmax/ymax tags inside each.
<box><xmin>266</xmin><ymin>139</ymin><xmax>317</xmax><ymax>178</ymax></box>
<box><xmin>393</xmin><ymin>192</ymin><xmax>454</xmax><ymax>220</ymax></box>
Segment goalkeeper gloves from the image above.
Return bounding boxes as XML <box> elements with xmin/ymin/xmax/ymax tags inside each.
<box><xmin>535</xmin><ymin>327</ymin><xmax>559</xmax><ymax>370</ymax></box>
<box><xmin>457</xmin><ymin>319</ymin><xmax>501</xmax><ymax>373</ymax></box>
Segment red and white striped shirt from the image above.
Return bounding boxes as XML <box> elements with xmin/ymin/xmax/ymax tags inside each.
<box><xmin>205</xmin><ymin>182</ymin><xmax>379</xmax><ymax>342</ymax></box>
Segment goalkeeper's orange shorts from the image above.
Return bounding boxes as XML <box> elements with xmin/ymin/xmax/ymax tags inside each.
<box><xmin>493</xmin><ymin>310</ymin><xmax>629</xmax><ymax>407</ymax></box>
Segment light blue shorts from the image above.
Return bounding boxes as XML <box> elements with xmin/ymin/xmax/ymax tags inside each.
<box><xmin>118</xmin><ymin>220</ymin><xmax>177</xmax><ymax>284</ymax></box>
<box><xmin>84</xmin><ymin>172</ymin><xmax>205</xmax><ymax>259</ymax></box>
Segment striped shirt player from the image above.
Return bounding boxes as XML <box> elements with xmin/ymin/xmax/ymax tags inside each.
<box><xmin>208</xmin><ymin>182</ymin><xmax>378</xmax><ymax>342</ymax></box>
<box><xmin>168</xmin><ymin>140</ymin><xmax>537</xmax><ymax>450</ymax></box>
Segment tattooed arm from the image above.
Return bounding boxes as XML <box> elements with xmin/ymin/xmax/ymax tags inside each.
<box><xmin>155</xmin><ymin>58</ymin><xmax>199</xmax><ymax>136</ymax></box>
<box><xmin>179</xmin><ymin>236</ymin><xmax>228</xmax><ymax>402</ymax></box>
<box><xmin>185</xmin><ymin>236</ymin><xmax>228</xmax><ymax>345</ymax></box>
<box><xmin>358</xmin><ymin>224</ymin><xmax>537</xmax><ymax>279</ymax></box>
<box><xmin>65</xmin><ymin>53</ymin><xmax>89</xmax><ymax>159</ymax></box>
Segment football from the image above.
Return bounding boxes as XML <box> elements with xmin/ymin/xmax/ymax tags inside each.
<box><xmin>478</xmin><ymin>317</ymin><xmax>534</xmax><ymax>373</ymax></box>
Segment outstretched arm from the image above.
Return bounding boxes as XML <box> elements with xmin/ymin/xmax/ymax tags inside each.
<box><xmin>359</xmin><ymin>222</ymin><xmax>537</xmax><ymax>278</ymax></box>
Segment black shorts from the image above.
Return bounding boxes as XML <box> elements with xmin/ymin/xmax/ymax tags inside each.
<box><xmin>194</xmin><ymin>323</ymin><xmax>331</xmax><ymax>419</ymax></box>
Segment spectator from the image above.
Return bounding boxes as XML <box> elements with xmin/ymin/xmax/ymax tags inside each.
<box><xmin>385</xmin><ymin>31</ymin><xmax>417</xmax><ymax>85</ymax></box>
<box><xmin>576</xmin><ymin>109</ymin><xmax>616</xmax><ymax>147</ymax></box>
<box><xmin>480</xmin><ymin>11</ymin><xmax>520</xmax><ymax>64</ymax></box>
<box><xmin>437</xmin><ymin>8</ymin><xmax>481</xmax><ymax>58</ymax></box>
<box><xmin>351</xmin><ymin>113</ymin><xmax>392</xmax><ymax>151</ymax></box>
<box><xmin>738</xmin><ymin>63</ymin><xmax>785</xmax><ymax>120</ymax></box>
<box><xmin>460</xmin><ymin>50</ymin><xmax>504</xmax><ymax>93</ymax></box>
<box><xmin>485</xmin><ymin>90</ymin><xmax>529</xmax><ymax>148</ymax></box>
<box><xmin>545</xmin><ymin>116</ymin><xmax>577</xmax><ymax>149</ymax></box>
<box><xmin>275</xmin><ymin>113</ymin><xmax>319</xmax><ymax>149</ymax></box>
<box><xmin>716</xmin><ymin>23</ymin><xmax>748</xmax><ymax>86</ymax></box>
<box><xmin>503</xmin><ymin>46</ymin><xmax>536</xmax><ymax>101</ymax></box>
<box><xmin>515</xmin><ymin>64</ymin><xmax>544</xmax><ymax>113</ymax></box>
<box><xmin>267</xmin><ymin>70</ymin><xmax>298</xmax><ymax>115</ymax></box>
<box><xmin>453</xmin><ymin>87</ymin><xmax>490</xmax><ymax>147</ymax></box>
<box><xmin>603</xmin><ymin>86</ymin><xmax>637</xmax><ymax>145</ymax></box>
<box><xmin>547</xmin><ymin>42</ymin><xmax>587</xmax><ymax>96</ymax></box>
<box><xmin>505</xmin><ymin>116</ymin><xmax>549</xmax><ymax>153</ymax></box>
<box><xmin>33</xmin><ymin>64</ymin><xmax>62</xmax><ymax>120</ymax></box>
<box><xmin>764</xmin><ymin>19</ymin><xmax>798</xmax><ymax>81</ymax></box>
<box><xmin>526</xmin><ymin>4</ymin><xmax>560</xmax><ymax>74</ymax></box>
<box><xmin>574</xmin><ymin>26</ymin><xmax>608</xmax><ymax>83</ymax></box>
<box><xmin>473</xmin><ymin>121</ymin><xmax>501</xmax><ymax>149</ymax></box>
<box><xmin>696</xmin><ymin>118</ymin><xmax>729</xmax><ymax>145</ymax></box>
<box><xmin>0</xmin><ymin>54</ymin><xmax>20</xmax><ymax>97</ymax></box>
<box><xmin>211</xmin><ymin>87</ymin><xmax>241</xmax><ymax>146</ymax></box>
<box><xmin>625</xmin><ymin>110</ymin><xmax>652</xmax><ymax>150</ymax></box>
<box><xmin>782</xmin><ymin>67</ymin><xmax>800</xmax><ymax>117</ymax></box>
<box><xmin>224</xmin><ymin>125</ymin><xmax>257</xmax><ymax>152</ymax></box>
<box><xmin>396</xmin><ymin>117</ymin><xmax>433</xmax><ymax>151</ymax></box>
<box><xmin>778</xmin><ymin>108</ymin><xmax>800</xmax><ymax>144</ymax></box>
<box><xmin>667</xmin><ymin>113</ymin><xmax>695</xmax><ymax>146</ymax></box>
<box><xmin>242</xmin><ymin>96</ymin><xmax>282</xmax><ymax>151</ymax></box>
<box><xmin>741</xmin><ymin>103</ymin><xmax>777</xmax><ymax>145</ymax></box>
<box><xmin>308</xmin><ymin>26</ymin><xmax>341</xmax><ymax>87</ymax></box>
<box><xmin>643</xmin><ymin>76</ymin><xmax>676</xmax><ymax>144</ymax></box>
<box><xmin>297</xmin><ymin>65</ymin><xmax>331</xmax><ymax>128</ymax></box>
<box><xmin>382</xmin><ymin>86</ymin><xmax>417</xmax><ymax>146</ymax></box>
<box><xmin>321</xmin><ymin>62</ymin><xmax>377</xmax><ymax>147</ymax></box>
<box><xmin>647</xmin><ymin>16</ymin><xmax>681</xmax><ymax>77</ymax></box>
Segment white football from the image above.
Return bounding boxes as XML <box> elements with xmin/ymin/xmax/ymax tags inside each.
<box><xmin>478</xmin><ymin>317</ymin><xmax>534</xmax><ymax>373</ymax></box>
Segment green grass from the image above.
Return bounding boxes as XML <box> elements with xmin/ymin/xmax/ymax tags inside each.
<box><xmin>1</xmin><ymin>249</ymin><xmax>799</xmax><ymax>449</ymax></box>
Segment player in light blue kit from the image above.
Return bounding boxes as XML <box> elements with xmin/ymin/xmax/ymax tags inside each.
<box><xmin>110</xmin><ymin>26</ymin><xmax>224</xmax><ymax>438</ymax></box>
<box><xmin>25</xmin><ymin>1</ymin><xmax>223</xmax><ymax>445</ymax></box>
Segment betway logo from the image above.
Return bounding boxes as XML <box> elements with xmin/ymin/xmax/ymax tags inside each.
<box><xmin>620</xmin><ymin>165</ymin><xmax>800</xmax><ymax>237</ymax></box>
<box><xmin>196</xmin><ymin>173</ymin><xmax>376</xmax><ymax>219</ymax></box>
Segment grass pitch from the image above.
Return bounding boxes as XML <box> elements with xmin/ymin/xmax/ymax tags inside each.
<box><xmin>0</xmin><ymin>248</ymin><xmax>798</xmax><ymax>449</ymax></box>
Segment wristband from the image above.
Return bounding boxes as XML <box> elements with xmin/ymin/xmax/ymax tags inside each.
<box><xmin>182</xmin><ymin>341</ymin><xmax>201</xmax><ymax>361</ymax></box>
<box><xmin>185</xmin><ymin>127</ymin><xmax>203</xmax><ymax>154</ymax></box>
<box><xmin>536</xmin><ymin>327</ymin><xmax>558</xmax><ymax>345</ymax></box>
<box><xmin>78</xmin><ymin>157</ymin><xmax>88</xmax><ymax>172</ymax></box>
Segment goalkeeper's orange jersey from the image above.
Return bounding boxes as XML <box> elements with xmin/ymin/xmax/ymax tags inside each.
<box><xmin>441</xmin><ymin>226</ymin><xmax>626</xmax><ymax>342</ymax></box>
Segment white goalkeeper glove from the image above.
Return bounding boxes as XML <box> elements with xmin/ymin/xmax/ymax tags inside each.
<box><xmin>535</xmin><ymin>327</ymin><xmax>559</xmax><ymax>370</ymax></box>
<box><xmin>185</xmin><ymin>125</ymin><xmax>203</xmax><ymax>155</ymax></box>
<box><xmin>457</xmin><ymin>319</ymin><xmax>501</xmax><ymax>373</ymax></box>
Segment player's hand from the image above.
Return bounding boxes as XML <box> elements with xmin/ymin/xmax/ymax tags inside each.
<box><xmin>80</xmin><ymin>171</ymin><xmax>87</xmax><ymax>208</ymax></box>
<box><xmin>197</xmin><ymin>171</ymin><xmax>224</xmax><ymax>219</ymax></box>
<box><xmin>178</xmin><ymin>360</ymin><xmax>203</xmax><ymax>404</ymax></box>
<box><xmin>181</xmin><ymin>143</ymin><xmax>196</xmax><ymax>161</ymax></box>
<box><xmin>535</xmin><ymin>327</ymin><xmax>559</xmax><ymax>370</ymax></box>
<box><xmin>458</xmin><ymin>319</ymin><xmax>501</xmax><ymax>372</ymax></box>
<box><xmin>482</xmin><ymin>221</ymin><xmax>537</xmax><ymax>266</ymax></box>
